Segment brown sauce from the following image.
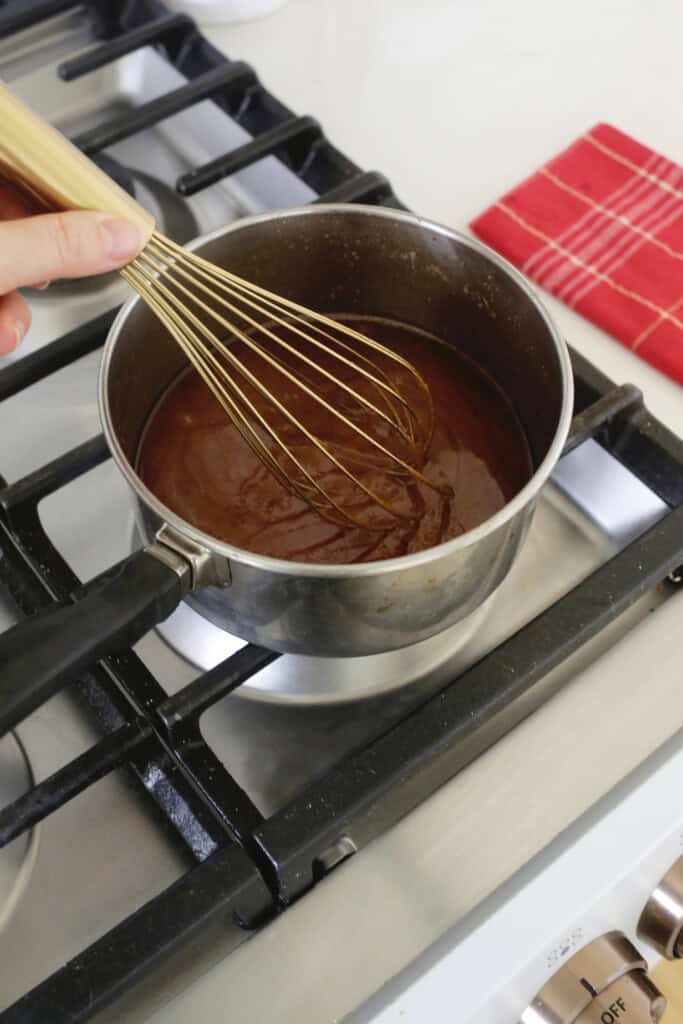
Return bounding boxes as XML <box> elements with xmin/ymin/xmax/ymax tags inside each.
<box><xmin>137</xmin><ymin>318</ymin><xmax>533</xmax><ymax>564</ymax></box>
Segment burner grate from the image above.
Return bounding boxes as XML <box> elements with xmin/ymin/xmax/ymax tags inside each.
<box><xmin>0</xmin><ymin>0</ymin><xmax>682</xmax><ymax>1019</ymax></box>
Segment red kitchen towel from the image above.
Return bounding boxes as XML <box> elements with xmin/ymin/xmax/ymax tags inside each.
<box><xmin>470</xmin><ymin>123</ymin><xmax>683</xmax><ymax>386</ymax></box>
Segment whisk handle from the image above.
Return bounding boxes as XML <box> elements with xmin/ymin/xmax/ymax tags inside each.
<box><xmin>0</xmin><ymin>551</ymin><xmax>182</xmax><ymax>738</ymax></box>
<box><xmin>0</xmin><ymin>83</ymin><xmax>155</xmax><ymax>246</ymax></box>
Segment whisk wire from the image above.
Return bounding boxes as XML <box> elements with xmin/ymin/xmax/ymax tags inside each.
<box><xmin>150</xmin><ymin>234</ymin><xmax>435</xmax><ymax>440</ymax></box>
<box><xmin>124</xmin><ymin>262</ymin><xmax>344</xmax><ymax>520</ymax></box>
<box><xmin>142</xmin><ymin>238</ymin><xmax>424</xmax><ymax>451</ymax></box>
<box><xmin>126</xmin><ymin>258</ymin><xmax>421</xmax><ymax>527</ymax></box>
<box><xmin>135</xmin><ymin>245</ymin><xmax>437</xmax><ymax>489</ymax></box>
<box><xmin>126</xmin><ymin>230</ymin><xmax>444</xmax><ymax>528</ymax></box>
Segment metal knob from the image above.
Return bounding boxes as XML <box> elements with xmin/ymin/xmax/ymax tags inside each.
<box><xmin>638</xmin><ymin>853</ymin><xmax>683</xmax><ymax>959</ymax></box>
<box><xmin>521</xmin><ymin>931</ymin><xmax>666</xmax><ymax>1023</ymax></box>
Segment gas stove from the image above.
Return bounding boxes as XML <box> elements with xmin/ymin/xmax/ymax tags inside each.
<box><xmin>1</xmin><ymin>3</ymin><xmax>683</xmax><ymax>1023</ymax></box>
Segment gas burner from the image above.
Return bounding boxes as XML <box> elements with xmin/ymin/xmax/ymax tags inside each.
<box><xmin>0</xmin><ymin>733</ymin><xmax>38</xmax><ymax>933</ymax></box>
<box><xmin>154</xmin><ymin>580</ymin><xmax>494</xmax><ymax>705</ymax></box>
<box><xmin>92</xmin><ymin>153</ymin><xmax>137</xmax><ymax>198</ymax></box>
<box><xmin>131</xmin><ymin>167</ymin><xmax>201</xmax><ymax>244</ymax></box>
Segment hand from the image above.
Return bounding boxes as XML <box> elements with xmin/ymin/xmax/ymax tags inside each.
<box><xmin>0</xmin><ymin>181</ymin><xmax>142</xmax><ymax>355</ymax></box>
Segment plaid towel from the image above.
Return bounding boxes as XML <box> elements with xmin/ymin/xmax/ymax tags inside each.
<box><xmin>470</xmin><ymin>123</ymin><xmax>683</xmax><ymax>386</ymax></box>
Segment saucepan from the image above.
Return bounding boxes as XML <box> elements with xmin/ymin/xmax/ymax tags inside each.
<box><xmin>0</xmin><ymin>205</ymin><xmax>573</xmax><ymax>734</ymax></box>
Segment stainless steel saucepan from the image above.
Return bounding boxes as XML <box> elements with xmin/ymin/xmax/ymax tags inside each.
<box><xmin>0</xmin><ymin>205</ymin><xmax>573</xmax><ymax>735</ymax></box>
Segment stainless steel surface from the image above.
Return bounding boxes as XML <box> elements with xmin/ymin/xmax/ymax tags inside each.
<box><xmin>0</xmin><ymin>691</ymin><xmax>190</xmax><ymax>1010</ymax></box>
<box><xmin>154</xmin><ymin>524</ymin><xmax>231</xmax><ymax>590</ymax></box>
<box><xmin>144</xmin><ymin>540</ymin><xmax>193</xmax><ymax>593</ymax></box>
<box><xmin>573</xmin><ymin>973</ymin><xmax>666</xmax><ymax>1023</ymax></box>
<box><xmin>125</xmin><ymin>238</ymin><xmax>443</xmax><ymax>532</ymax></box>
<box><xmin>148</xmin><ymin>440</ymin><xmax>669</xmax><ymax>703</ymax></box>
<box><xmin>638</xmin><ymin>855</ymin><xmax>683</xmax><ymax>959</ymax></box>
<box><xmin>101</xmin><ymin>204</ymin><xmax>574</xmax><ymax>657</ymax></box>
<box><xmin>0</xmin><ymin>271</ymin><xmax>667</xmax><ymax>1011</ymax></box>
<box><xmin>0</xmin><ymin>734</ymin><xmax>38</xmax><ymax>933</ymax></box>
<box><xmin>0</xmin><ymin>22</ymin><xmax>254</xmax><ymax>1007</ymax></box>
<box><xmin>0</xmin><ymin>10</ymin><xmax>677</xmax><ymax>1019</ymax></box>
<box><xmin>152</xmin><ymin>574</ymin><xmax>494</xmax><ymax>704</ymax></box>
<box><xmin>521</xmin><ymin>932</ymin><xmax>664</xmax><ymax>1023</ymax></box>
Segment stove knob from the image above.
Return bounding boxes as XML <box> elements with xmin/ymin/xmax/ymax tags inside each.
<box><xmin>638</xmin><ymin>853</ymin><xmax>683</xmax><ymax>959</ymax></box>
<box><xmin>521</xmin><ymin>931</ymin><xmax>666</xmax><ymax>1023</ymax></box>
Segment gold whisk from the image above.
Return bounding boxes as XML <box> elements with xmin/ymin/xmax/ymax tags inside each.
<box><xmin>122</xmin><ymin>233</ymin><xmax>437</xmax><ymax>527</ymax></box>
<box><xmin>0</xmin><ymin>84</ymin><xmax>437</xmax><ymax>528</ymax></box>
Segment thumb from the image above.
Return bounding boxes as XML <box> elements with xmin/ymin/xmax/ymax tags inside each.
<box><xmin>0</xmin><ymin>211</ymin><xmax>142</xmax><ymax>294</ymax></box>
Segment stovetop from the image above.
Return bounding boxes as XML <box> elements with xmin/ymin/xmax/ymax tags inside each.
<box><xmin>1</xmin><ymin>4</ymin><xmax>683</xmax><ymax>1021</ymax></box>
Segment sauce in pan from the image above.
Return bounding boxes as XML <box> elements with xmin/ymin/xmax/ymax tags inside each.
<box><xmin>138</xmin><ymin>317</ymin><xmax>533</xmax><ymax>564</ymax></box>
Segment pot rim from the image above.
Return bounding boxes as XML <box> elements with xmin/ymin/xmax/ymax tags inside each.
<box><xmin>99</xmin><ymin>203</ymin><xmax>574</xmax><ymax>579</ymax></box>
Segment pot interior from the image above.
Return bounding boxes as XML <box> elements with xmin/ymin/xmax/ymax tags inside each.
<box><xmin>104</xmin><ymin>206</ymin><xmax>568</xmax><ymax>494</ymax></box>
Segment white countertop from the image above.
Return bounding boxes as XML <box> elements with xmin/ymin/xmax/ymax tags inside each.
<box><xmin>138</xmin><ymin>4</ymin><xmax>683</xmax><ymax>1020</ymax></box>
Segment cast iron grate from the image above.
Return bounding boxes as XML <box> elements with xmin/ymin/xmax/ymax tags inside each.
<box><xmin>1</xmin><ymin>1</ymin><xmax>682</xmax><ymax>1019</ymax></box>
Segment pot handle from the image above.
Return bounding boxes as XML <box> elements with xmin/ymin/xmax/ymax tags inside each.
<box><xmin>0</xmin><ymin>548</ymin><xmax>188</xmax><ymax>738</ymax></box>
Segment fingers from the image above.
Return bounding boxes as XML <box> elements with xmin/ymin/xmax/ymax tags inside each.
<box><xmin>0</xmin><ymin>209</ymin><xmax>142</xmax><ymax>356</ymax></box>
<box><xmin>0</xmin><ymin>211</ymin><xmax>142</xmax><ymax>294</ymax></box>
<box><xmin>0</xmin><ymin>186</ymin><xmax>50</xmax><ymax>289</ymax></box>
<box><xmin>0</xmin><ymin>290</ymin><xmax>31</xmax><ymax>356</ymax></box>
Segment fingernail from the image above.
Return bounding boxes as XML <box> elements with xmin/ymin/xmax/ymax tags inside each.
<box><xmin>35</xmin><ymin>280</ymin><xmax>50</xmax><ymax>291</ymax></box>
<box><xmin>101</xmin><ymin>218</ymin><xmax>142</xmax><ymax>263</ymax></box>
<box><xmin>13</xmin><ymin>320</ymin><xmax>25</xmax><ymax>350</ymax></box>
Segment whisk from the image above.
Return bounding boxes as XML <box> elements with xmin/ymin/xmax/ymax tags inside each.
<box><xmin>0</xmin><ymin>84</ymin><xmax>437</xmax><ymax>528</ymax></box>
